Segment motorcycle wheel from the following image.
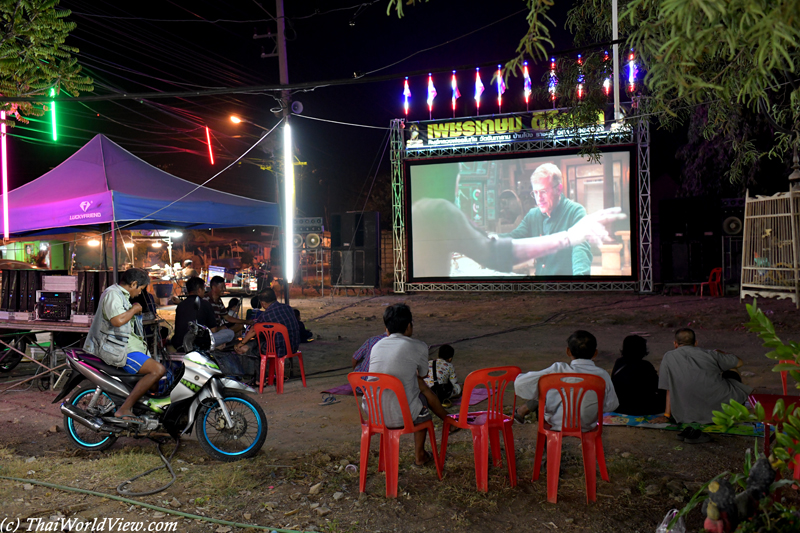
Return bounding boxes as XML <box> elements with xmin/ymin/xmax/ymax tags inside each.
<box><xmin>196</xmin><ymin>390</ymin><xmax>267</xmax><ymax>461</ymax></box>
<box><xmin>64</xmin><ymin>385</ymin><xmax>118</xmax><ymax>452</ymax></box>
<box><xmin>0</xmin><ymin>336</ymin><xmax>28</xmax><ymax>373</ymax></box>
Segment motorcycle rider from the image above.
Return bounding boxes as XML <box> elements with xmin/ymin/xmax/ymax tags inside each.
<box><xmin>84</xmin><ymin>268</ymin><xmax>166</xmax><ymax>422</ymax></box>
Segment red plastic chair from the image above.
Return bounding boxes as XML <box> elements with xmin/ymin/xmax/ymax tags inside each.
<box><xmin>700</xmin><ymin>267</ymin><xmax>723</xmax><ymax>297</ymax></box>
<box><xmin>779</xmin><ymin>360</ymin><xmax>800</xmax><ymax>395</ymax></box>
<box><xmin>347</xmin><ymin>372</ymin><xmax>443</xmax><ymax>498</ymax></box>
<box><xmin>532</xmin><ymin>373</ymin><xmax>609</xmax><ymax>503</ymax></box>
<box><xmin>253</xmin><ymin>323</ymin><xmax>306</xmax><ymax>394</ymax></box>
<box><xmin>439</xmin><ymin>366</ymin><xmax>521</xmax><ymax>492</ymax></box>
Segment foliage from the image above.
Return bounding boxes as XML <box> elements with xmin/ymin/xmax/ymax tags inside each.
<box><xmin>0</xmin><ymin>0</ymin><xmax>92</xmax><ymax>121</ymax></box>
<box><xmin>387</xmin><ymin>0</ymin><xmax>800</xmax><ymax>185</ymax></box>
<box><xmin>712</xmin><ymin>300</ymin><xmax>800</xmax><ymax>469</ymax></box>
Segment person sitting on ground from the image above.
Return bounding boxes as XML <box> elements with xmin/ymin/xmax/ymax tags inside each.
<box><xmin>227</xmin><ymin>297</ymin><xmax>242</xmax><ymax>318</ymax></box>
<box><xmin>611</xmin><ymin>335</ymin><xmax>666</xmax><ymax>416</ymax></box>
<box><xmin>659</xmin><ymin>328</ymin><xmax>753</xmax><ymax>442</ymax></box>
<box><xmin>234</xmin><ymin>288</ymin><xmax>300</xmax><ymax>358</ymax></box>
<box><xmin>172</xmin><ymin>277</ymin><xmax>235</xmax><ymax>351</ymax></box>
<box><xmin>204</xmin><ymin>276</ymin><xmax>253</xmax><ymax>335</ymax></box>
<box><xmin>423</xmin><ymin>344</ymin><xmax>462</xmax><ymax>407</ymax></box>
<box><xmin>514</xmin><ymin>330</ymin><xmax>619</xmax><ymax>429</ymax></box>
<box><xmin>352</xmin><ymin>330</ymin><xmax>388</xmax><ymax>373</ymax></box>
<box><xmin>294</xmin><ymin>308</ymin><xmax>314</xmax><ymax>343</ymax></box>
<box><xmin>84</xmin><ymin>268</ymin><xmax>166</xmax><ymax>421</ymax></box>
<box><xmin>367</xmin><ymin>303</ymin><xmax>454</xmax><ymax>467</ymax></box>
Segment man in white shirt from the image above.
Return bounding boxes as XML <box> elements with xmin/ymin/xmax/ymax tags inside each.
<box><xmin>368</xmin><ymin>303</ymin><xmax>450</xmax><ymax>467</ymax></box>
<box><xmin>514</xmin><ymin>330</ymin><xmax>619</xmax><ymax>431</ymax></box>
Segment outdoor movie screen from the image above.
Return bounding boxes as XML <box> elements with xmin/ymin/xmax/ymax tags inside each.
<box><xmin>408</xmin><ymin>150</ymin><xmax>634</xmax><ymax>280</ymax></box>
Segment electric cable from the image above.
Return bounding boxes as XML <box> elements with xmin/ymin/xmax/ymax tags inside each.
<box><xmin>117</xmin><ymin>439</ymin><xmax>179</xmax><ymax>496</ymax></box>
<box><xmin>0</xmin><ymin>474</ymin><xmax>307</xmax><ymax>533</ymax></box>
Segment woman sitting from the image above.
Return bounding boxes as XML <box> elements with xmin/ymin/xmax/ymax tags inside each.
<box><xmin>611</xmin><ymin>335</ymin><xmax>666</xmax><ymax>416</ymax></box>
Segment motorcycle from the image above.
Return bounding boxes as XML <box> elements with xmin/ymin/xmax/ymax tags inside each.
<box><xmin>53</xmin><ymin>318</ymin><xmax>267</xmax><ymax>462</ymax></box>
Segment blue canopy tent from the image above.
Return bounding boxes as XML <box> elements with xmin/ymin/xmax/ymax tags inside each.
<box><xmin>0</xmin><ymin>134</ymin><xmax>280</xmax><ymax>277</ymax></box>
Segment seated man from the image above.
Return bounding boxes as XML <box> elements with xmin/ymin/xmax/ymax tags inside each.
<box><xmin>352</xmin><ymin>330</ymin><xmax>388</xmax><ymax>373</ymax></box>
<box><xmin>234</xmin><ymin>288</ymin><xmax>300</xmax><ymax>358</ymax></box>
<box><xmin>84</xmin><ymin>268</ymin><xmax>166</xmax><ymax>421</ymax></box>
<box><xmin>659</xmin><ymin>328</ymin><xmax>753</xmax><ymax>441</ymax></box>
<box><xmin>514</xmin><ymin>330</ymin><xmax>619</xmax><ymax>431</ymax></box>
<box><xmin>204</xmin><ymin>275</ymin><xmax>253</xmax><ymax>335</ymax></box>
<box><xmin>172</xmin><ymin>277</ymin><xmax>235</xmax><ymax>351</ymax></box>
<box><xmin>367</xmin><ymin>304</ymin><xmax>452</xmax><ymax>467</ymax></box>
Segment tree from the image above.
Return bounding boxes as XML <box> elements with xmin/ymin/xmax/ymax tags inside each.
<box><xmin>387</xmin><ymin>0</ymin><xmax>800</xmax><ymax>184</ymax></box>
<box><xmin>0</xmin><ymin>0</ymin><xmax>92</xmax><ymax>121</ymax></box>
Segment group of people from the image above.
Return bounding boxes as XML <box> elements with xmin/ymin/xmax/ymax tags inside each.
<box><xmin>351</xmin><ymin>303</ymin><xmax>754</xmax><ymax>465</ymax></box>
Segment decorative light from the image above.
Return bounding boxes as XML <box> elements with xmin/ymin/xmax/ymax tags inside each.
<box><xmin>87</xmin><ymin>239</ymin><xmax>100</xmax><ymax>247</ymax></box>
<box><xmin>205</xmin><ymin>126</ymin><xmax>214</xmax><ymax>165</ymax></box>
<box><xmin>628</xmin><ymin>49</ymin><xmax>637</xmax><ymax>92</ymax></box>
<box><xmin>602</xmin><ymin>51</ymin><xmax>612</xmax><ymax>96</ymax></box>
<box><xmin>151</xmin><ymin>241</ymin><xmax>163</xmax><ymax>248</ymax></box>
<box><xmin>496</xmin><ymin>65</ymin><xmax>506</xmax><ymax>113</ymax></box>
<box><xmin>426</xmin><ymin>73</ymin><xmax>437</xmax><ymax>120</ymax></box>
<box><xmin>450</xmin><ymin>71</ymin><xmax>460</xmax><ymax>118</ymax></box>
<box><xmin>576</xmin><ymin>55</ymin><xmax>585</xmax><ymax>101</ymax></box>
<box><xmin>50</xmin><ymin>88</ymin><xmax>57</xmax><ymax>141</ymax></box>
<box><xmin>1</xmin><ymin>110</ymin><xmax>8</xmax><ymax>239</ymax></box>
<box><xmin>523</xmin><ymin>61</ymin><xmax>532</xmax><ymax>111</ymax></box>
<box><xmin>402</xmin><ymin>77</ymin><xmax>411</xmax><ymax>116</ymax></box>
<box><xmin>283</xmin><ymin>121</ymin><xmax>295</xmax><ymax>284</ymax></box>
<box><xmin>230</xmin><ymin>115</ymin><xmax>242</xmax><ymax>124</ymax></box>
<box><xmin>124</xmin><ymin>242</ymin><xmax>134</xmax><ymax>249</ymax></box>
<box><xmin>474</xmin><ymin>68</ymin><xmax>484</xmax><ymax>115</ymax></box>
<box><xmin>548</xmin><ymin>57</ymin><xmax>558</xmax><ymax>105</ymax></box>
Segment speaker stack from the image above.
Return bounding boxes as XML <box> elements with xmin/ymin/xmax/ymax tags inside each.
<box><xmin>330</xmin><ymin>212</ymin><xmax>380</xmax><ymax>288</ymax></box>
<box><xmin>659</xmin><ymin>197</ymin><xmax>744</xmax><ymax>284</ymax></box>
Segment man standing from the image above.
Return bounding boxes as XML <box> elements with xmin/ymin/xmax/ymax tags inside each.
<box><xmin>172</xmin><ymin>277</ymin><xmax>234</xmax><ymax>351</ymax></box>
<box><xmin>234</xmin><ymin>289</ymin><xmax>300</xmax><ymax>357</ymax></box>
<box><xmin>499</xmin><ymin>163</ymin><xmax>592</xmax><ymax>275</ymax></box>
<box><xmin>659</xmin><ymin>328</ymin><xmax>753</xmax><ymax>441</ymax></box>
<box><xmin>204</xmin><ymin>276</ymin><xmax>252</xmax><ymax>335</ymax></box>
<box><xmin>368</xmin><ymin>304</ymin><xmax>451</xmax><ymax>467</ymax></box>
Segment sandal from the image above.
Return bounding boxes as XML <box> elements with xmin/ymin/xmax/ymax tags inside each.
<box><xmin>319</xmin><ymin>395</ymin><xmax>340</xmax><ymax>406</ymax></box>
<box><xmin>514</xmin><ymin>409</ymin><xmax>526</xmax><ymax>424</ymax></box>
<box><xmin>412</xmin><ymin>451</ymin><xmax>433</xmax><ymax>468</ymax></box>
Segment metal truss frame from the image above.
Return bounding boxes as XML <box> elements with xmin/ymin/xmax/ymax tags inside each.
<box><xmin>390</xmin><ymin>117</ymin><xmax>652</xmax><ymax>294</ymax></box>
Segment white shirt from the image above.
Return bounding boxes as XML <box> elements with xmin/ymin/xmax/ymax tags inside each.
<box><xmin>514</xmin><ymin>359</ymin><xmax>619</xmax><ymax>431</ymax></box>
<box><xmin>368</xmin><ymin>334</ymin><xmax>429</xmax><ymax>428</ymax></box>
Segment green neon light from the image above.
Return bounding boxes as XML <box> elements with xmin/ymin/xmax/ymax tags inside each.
<box><xmin>50</xmin><ymin>88</ymin><xmax>57</xmax><ymax>141</ymax></box>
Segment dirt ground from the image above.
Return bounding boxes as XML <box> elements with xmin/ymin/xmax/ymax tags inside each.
<box><xmin>1</xmin><ymin>291</ymin><xmax>799</xmax><ymax>533</ymax></box>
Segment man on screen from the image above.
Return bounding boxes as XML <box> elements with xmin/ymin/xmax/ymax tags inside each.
<box><xmin>498</xmin><ymin>163</ymin><xmax>590</xmax><ymax>275</ymax></box>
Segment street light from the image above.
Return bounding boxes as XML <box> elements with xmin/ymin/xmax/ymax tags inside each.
<box><xmin>230</xmin><ymin>115</ymin><xmax>269</xmax><ymax>131</ymax></box>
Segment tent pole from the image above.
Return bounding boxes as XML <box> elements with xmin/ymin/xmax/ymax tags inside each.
<box><xmin>111</xmin><ymin>221</ymin><xmax>118</xmax><ymax>284</ymax></box>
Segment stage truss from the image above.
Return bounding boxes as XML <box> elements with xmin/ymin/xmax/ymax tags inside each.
<box><xmin>390</xmin><ymin>117</ymin><xmax>652</xmax><ymax>294</ymax></box>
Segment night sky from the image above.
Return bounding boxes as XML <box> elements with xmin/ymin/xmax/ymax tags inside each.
<box><xmin>7</xmin><ymin>0</ymin><xmax>682</xmax><ymax>226</ymax></box>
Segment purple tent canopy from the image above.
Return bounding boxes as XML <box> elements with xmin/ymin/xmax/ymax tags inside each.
<box><xmin>1</xmin><ymin>134</ymin><xmax>280</xmax><ymax>235</ymax></box>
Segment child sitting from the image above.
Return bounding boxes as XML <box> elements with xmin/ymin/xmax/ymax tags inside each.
<box><xmin>514</xmin><ymin>330</ymin><xmax>619</xmax><ymax>429</ymax></box>
<box><xmin>611</xmin><ymin>335</ymin><xmax>666</xmax><ymax>415</ymax></box>
<box><xmin>294</xmin><ymin>308</ymin><xmax>314</xmax><ymax>343</ymax></box>
<box><xmin>423</xmin><ymin>344</ymin><xmax>461</xmax><ymax>407</ymax></box>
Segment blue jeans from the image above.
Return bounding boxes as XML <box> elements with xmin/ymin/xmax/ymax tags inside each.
<box><xmin>213</xmin><ymin>328</ymin><xmax>235</xmax><ymax>345</ymax></box>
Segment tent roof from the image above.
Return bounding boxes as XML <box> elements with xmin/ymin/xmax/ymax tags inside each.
<box><xmin>2</xmin><ymin>134</ymin><xmax>280</xmax><ymax>235</ymax></box>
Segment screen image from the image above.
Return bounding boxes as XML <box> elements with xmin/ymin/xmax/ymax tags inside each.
<box><xmin>408</xmin><ymin>151</ymin><xmax>633</xmax><ymax>280</ymax></box>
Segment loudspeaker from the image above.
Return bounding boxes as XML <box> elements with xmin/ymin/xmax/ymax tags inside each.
<box><xmin>98</xmin><ymin>270</ymin><xmax>110</xmax><ymax>296</ymax></box>
<box><xmin>331</xmin><ymin>214</ymin><xmax>342</xmax><ymax>248</ymax></box>
<box><xmin>85</xmin><ymin>272</ymin><xmax>97</xmax><ymax>315</ymax></box>
<box><xmin>330</xmin><ymin>249</ymin><xmax>379</xmax><ymax>287</ymax></box>
<box><xmin>27</xmin><ymin>271</ymin><xmax>41</xmax><ymax>312</ymax></box>
<box><xmin>76</xmin><ymin>271</ymin><xmax>86</xmax><ymax>314</ymax></box>
<box><xmin>19</xmin><ymin>270</ymin><xmax>29</xmax><ymax>312</ymax></box>
<box><xmin>7</xmin><ymin>270</ymin><xmax>20</xmax><ymax>311</ymax></box>
<box><xmin>331</xmin><ymin>212</ymin><xmax>380</xmax><ymax>249</ymax></box>
<box><xmin>1</xmin><ymin>271</ymin><xmax>9</xmax><ymax>311</ymax></box>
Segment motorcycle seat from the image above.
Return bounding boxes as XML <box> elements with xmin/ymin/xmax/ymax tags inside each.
<box><xmin>72</xmin><ymin>350</ymin><xmax>144</xmax><ymax>379</ymax></box>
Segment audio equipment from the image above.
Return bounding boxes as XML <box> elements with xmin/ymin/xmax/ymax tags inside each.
<box><xmin>305</xmin><ymin>233</ymin><xmax>321</xmax><ymax>249</ymax></box>
<box><xmin>36</xmin><ymin>291</ymin><xmax>76</xmax><ymax>321</ymax></box>
<box><xmin>19</xmin><ymin>270</ymin><xmax>29</xmax><ymax>312</ymax></box>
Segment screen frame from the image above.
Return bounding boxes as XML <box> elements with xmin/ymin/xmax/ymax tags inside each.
<box><xmin>405</xmin><ymin>144</ymin><xmax>639</xmax><ymax>283</ymax></box>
